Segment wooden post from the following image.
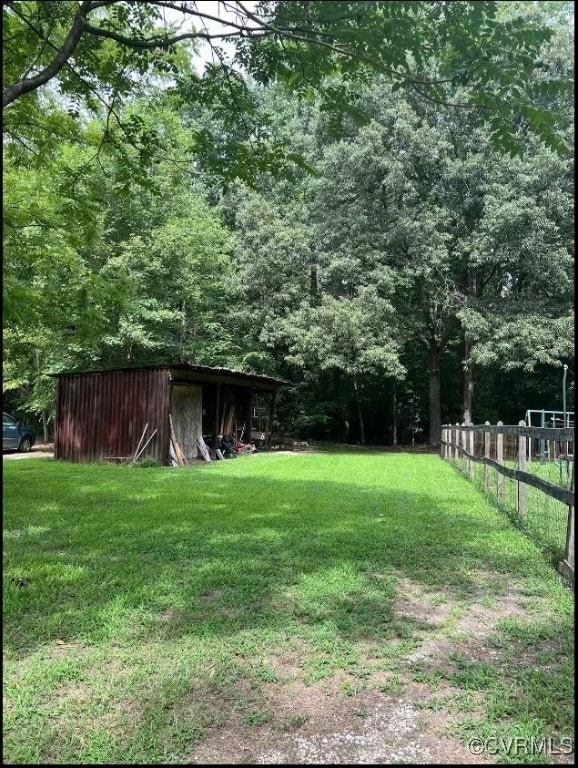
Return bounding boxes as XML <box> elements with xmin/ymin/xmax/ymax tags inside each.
<box><xmin>496</xmin><ymin>421</ymin><xmax>504</xmax><ymax>504</ymax></box>
<box><xmin>212</xmin><ymin>382</ymin><xmax>221</xmax><ymax>451</ymax></box>
<box><xmin>468</xmin><ymin>426</ymin><xmax>474</xmax><ymax>479</ymax></box>
<box><xmin>461</xmin><ymin>423</ymin><xmax>467</xmax><ymax>472</ymax></box>
<box><xmin>441</xmin><ymin>427</ymin><xmax>447</xmax><ymax>459</ymax></box>
<box><xmin>265</xmin><ymin>389</ymin><xmax>276</xmax><ymax>447</ymax></box>
<box><xmin>518</xmin><ymin>420</ymin><xmax>527</xmax><ymax>519</ymax></box>
<box><xmin>483</xmin><ymin>421</ymin><xmax>490</xmax><ymax>493</ymax></box>
<box><xmin>559</xmin><ymin>462</ymin><xmax>574</xmax><ymax>584</ymax></box>
<box><xmin>392</xmin><ymin>383</ymin><xmax>398</xmax><ymax>447</ymax></box>
<box><xmin>454</xmin><ymin>423</ymin><xmax>460</xmax><ymax>462</ymax></box>
<box><xmin>241</xmin><ymin>389</ymin><xmax>253</xmax><ymax>444</ymax></box>
<box><xmin>540</xmin><ymin>409</ymin><xmax>546</xmax><ymax>462</ymax></box>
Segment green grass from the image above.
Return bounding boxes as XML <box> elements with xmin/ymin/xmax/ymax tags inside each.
<box><xmin>452</xmin><ymin>453</ymin><xmax>572</xmax><ymax>565</ymax></box>
<box><xmin>3</xmin><ymin>453</ymin><xmax>574</xmax><ymax>764</ymax></box>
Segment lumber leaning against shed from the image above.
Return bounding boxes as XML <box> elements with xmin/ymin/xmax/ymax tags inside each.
<box><xmin>196</xmin><ymin>437</ymin><xmax>211</xmax><ymax>462</ymax></box>
<box><xmin>169</xmin><ymin>414</ymin><xmax>186</xmax><ymax>466</ymax></box>
<box><xmin>168</xmin><ymin>440</ymin><xmax>179</xmax><ymax>467</ymax></box>
<box><xmin>134</xmin><ymin>429</ymin><xmax>158</xmax><ymax>462</ymax></box>
<box><xmin>132</xmin><ymin>423</ymin><xmax>149</xmax><ymax>462</ymax></box>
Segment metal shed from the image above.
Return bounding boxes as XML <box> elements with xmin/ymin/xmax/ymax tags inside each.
<box><xmin>51</xmin><ymin>364</ymin><xmax>285</xmax><ymax>464</ymax></box>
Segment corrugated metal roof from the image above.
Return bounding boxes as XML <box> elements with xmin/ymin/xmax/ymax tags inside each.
<box><xmin>50</xmin><ymin>363</ymin><xmax>288</xmax><ymax>388</ymax></box>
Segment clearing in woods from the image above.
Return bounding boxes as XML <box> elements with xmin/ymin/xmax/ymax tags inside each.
<box><xmin>3</xmin><ymin>452</ymin><xmax>574</xmax><ymax>764</ymax></box>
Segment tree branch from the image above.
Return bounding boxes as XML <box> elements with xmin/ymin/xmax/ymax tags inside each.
<box><xmin>233</xmin><ymin>0</ymin><xmax>469</xmax><ymax>88</ymax></box>
<box><xmin>3</xmin><ymin>1</ymin><xmax>92</xmax><ymax>108</ymax></box>
<box><xmin>3</xmin><ymin>131</ymin><xmax>41</xmax><ymax>156</ymax></box>
<box><xmin>20</xmin><ymin>2</ymin><xmax>58</xmax><ymax>82</ymax></box>
<box><xmin>409</xmin><ymin>81</ymin><xmax>495</xmax><ymax>111</ymax></box>
<box><xmin>81</xmin><ymin>22</ymin><xmax>246</xmax><ymax>49</ymax></box>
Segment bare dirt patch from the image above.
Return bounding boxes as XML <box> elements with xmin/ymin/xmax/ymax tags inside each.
<box><xmin>187</xmin><ymin>571</ymin><xmax>548</xmax><ymax>764</ymax></box>
<box><xmin>189</xmin><ymin>677</ymin><xmax>488</xmax><ymax>764</ymax></box>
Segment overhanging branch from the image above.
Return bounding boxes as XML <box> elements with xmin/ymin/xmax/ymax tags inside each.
<box><xmin>3</xmin><ymin>1</ymin><xmax>92</xmax><ymax>108</ymax></box>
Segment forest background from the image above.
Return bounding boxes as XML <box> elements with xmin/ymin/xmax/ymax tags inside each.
<box><xmin>3</xmin><ymin>0</ymin><xmax>574</xmax><ymax>447</ymax></box>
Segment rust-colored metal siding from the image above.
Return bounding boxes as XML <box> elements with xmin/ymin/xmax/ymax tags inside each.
<box><xmin>55</xmin><ymin>369</ymin><xmax>170</xmax><ymax>463</ymax></box>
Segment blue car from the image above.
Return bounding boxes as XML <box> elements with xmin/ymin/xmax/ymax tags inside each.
<box><xmin>3</xmin><ymin>412</ymin><xmax>35</xmax><ymax>452</ymax></box>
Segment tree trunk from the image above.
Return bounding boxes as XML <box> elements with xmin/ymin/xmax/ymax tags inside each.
<box><xmin>343</xmin><ymin>414</ymin><xmax>350</xmax><ymax>443</ymax></box>
<box><xmin>429</xmin><ymin>346</ymin><xmax>442</xmax><ymax>448</ymax></box>
<box><xmin>310</xmin><ymin>263</ymin><xmax>319</xmax><ymax>306</ymax></box>
<box><xmin>462</xmin><ymin>337</ymin><xmax>474</xmax><ymax>425</ymax></box>
<box><xmin>353</xmin><ymin>377</ymin><xmax>365</xmax><ymax>445</ymax></box>
<box><xmin>180</xmin><ymin>299</ymin><xmax>186</xmax><ymax>362</ymax></box>
<box><xmin>334</xmin><ymin>368</ymin><xmax>348</xmax><ymax>442</ymax></box>
<box><xmin>462</xmin><ymin>267</ymin><xmax>478</xmax><ymax>425</ymax></box>
<box><xmin>392</xmin><ymin>381</ymin><xmax>398</xmax><ymax>446</ymax></box>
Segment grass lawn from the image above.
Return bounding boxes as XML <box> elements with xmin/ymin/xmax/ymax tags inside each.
<box><xmin>3</xmin><ymin>452</ymin><xmax>574</xmax><ymax>764</ymax></box>
<box><xmin>452</xmin><ymin>453</ymin><xmax>573</xmax><ymax>565</ymax></box>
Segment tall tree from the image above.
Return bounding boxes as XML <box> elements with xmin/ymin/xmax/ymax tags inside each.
<box><xmin>270</xmin><ymin>288</ymin><xmax>404</xmax><ymax>443</ymax></box>
<box><xmin>3</xmin><ymin>95</ymin><xmax>238</xmax><ymax>430</ymax></box>
<box><xmin>287</xmin><ymin>72</ymin><xmax>573</xmax><ymax>444</ymax></box>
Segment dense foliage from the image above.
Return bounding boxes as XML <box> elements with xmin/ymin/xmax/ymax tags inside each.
<box><xmin>3</xmin><ymin>1</ymin><xmax>574</xmax><ymax>445</ymax></box>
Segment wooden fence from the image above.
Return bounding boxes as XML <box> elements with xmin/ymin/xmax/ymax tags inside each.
<box><xmin>441</xmin><ymin>421</ymin><xmax>574</xmax><ymax>585</ymax></box>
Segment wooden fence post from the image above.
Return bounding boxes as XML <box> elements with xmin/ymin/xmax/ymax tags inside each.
<box><xmin>454</xmin><ymin>423</ymin><xmax>460</xmax><ymax>462</ymax></box>
<box><xmin>461</xmin><ymin>423</ymin><xmax>467</xmax><ymax>472</ymax></box>
<box><xmin>518</xmin><ymin>420</ymin><xmax>527</xmax><ymax>519</ymax></box>
<box><xmin>468</xmin><ymin>426</ymin><xmax>475</xmax><ymax>479</ymax></box>
<box><xmin>496</xmin><ymin>421</ymin><xmax>504</xmax><ymax>504</ymax></box>
<box><xmin>442</xmin><ymin>427</ymin><xmax>447</xmax><ymax>459</ymax></box>
<box><xmin>484</xmin><ymin>421</ymin><xmax>490</xmax><ymax>493</ymax></box>
<box><xmin>558</xmin><ymin>463</ymin><xmax>574</xmax><ymax>583</ymax></box>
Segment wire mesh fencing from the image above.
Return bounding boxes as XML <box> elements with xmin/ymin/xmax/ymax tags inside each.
<box><xmin>441</xmin><ymin>421</ymin><xmax>574</xmax><ymax>579</ymax></box>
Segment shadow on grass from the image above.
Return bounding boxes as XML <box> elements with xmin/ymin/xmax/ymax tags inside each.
<box><xmin>3</xmin><ymin>457</ymin><xmax>554</xmax><ymax>658</ymax></box>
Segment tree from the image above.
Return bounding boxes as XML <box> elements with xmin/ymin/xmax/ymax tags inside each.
<box><xmin>98</xmin><ymin>195</ymin><xmax>235</xmax><ymax>366</ymax></box>
<box><xmin>3</xmin><ymin>134</ymin><xmax>114</xmax><ymax>434</ymax></box>
<box><xmin>3</xmin><ymin>3</ymin><xmax>573</xmax><ymax>443</ymax></box>
<box><xmin>220</xmin><ymin>44</ymin><xmax>572</xmax><ymax>444</ymax></box>
<box><xmin>270</xmin><ymin>288</ymin><xmax>404</xmax><ymax>443</ymax></box>
<box><xmin>281</xmin><ymin>69</ymin><xmax>573</xmax><ymax>445</ymax></box>
<box><xmin>3</xmin><ymin>95</ymin><xmax>238</xmax><ymax>431</ymax></box>
<box><xmin>3</xmin><ymin>0</ymin><xmax>571</xmax><ymax>182</ymax></box>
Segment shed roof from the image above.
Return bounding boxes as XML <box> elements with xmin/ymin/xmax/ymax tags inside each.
<box><xmin>50</xmin><ymin>363</ymin><xmax>287</xmax><ymax>390</ymax></box>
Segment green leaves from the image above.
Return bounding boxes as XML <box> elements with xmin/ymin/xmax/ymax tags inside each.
<box><xmin>3</xmin><ymin>0</ymin><xmax>573</xmax><ymax>187</ymax></box>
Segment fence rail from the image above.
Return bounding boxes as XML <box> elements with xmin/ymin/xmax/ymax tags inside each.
<box><xmin>448</xmin><ymin>424</ymin><xmax>574</xmax><ymax>440</ymax></box>
<box><xmin>441</xmin><ymin>421</ymin><xmax>574</xmax><ymax>585</ymax></box>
